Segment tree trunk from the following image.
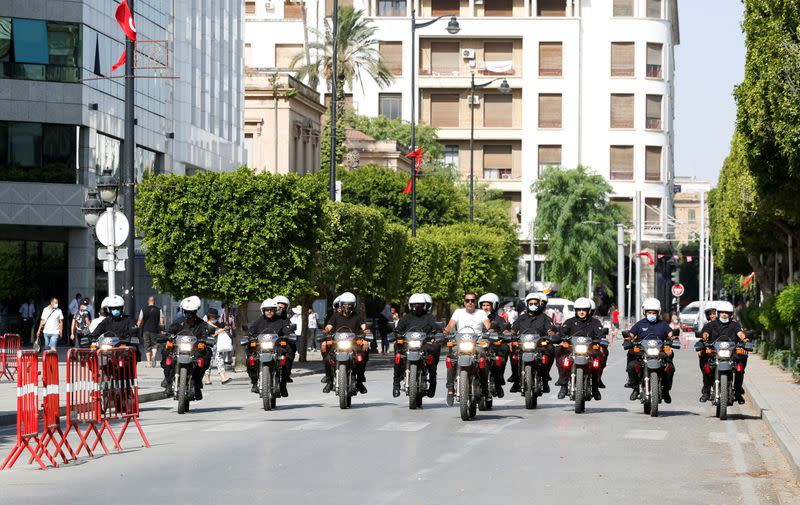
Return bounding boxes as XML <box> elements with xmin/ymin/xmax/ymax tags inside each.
<box><xmin>234</xmin><ymin>301</ymin><xmax>250</xmax><ymax>371</ymax></box>
<box><xmin>301</xmin><ymin>1</ymin><xmax>311</xmax><ymax>69</ymax></box>
<box><xmin>748</xmin><ymin>253</ymin><xmax>775</xmax><ymax>298</ymax></box>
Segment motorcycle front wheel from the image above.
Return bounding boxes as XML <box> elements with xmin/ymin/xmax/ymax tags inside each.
<box><xmin>459</xmin><ymin>369</ymin><xmax>471</xmax><ymax>421</ymax></box>
<box><xmin>177</xmin><ymin>367</ymin><xmax>189</xmax><ymax>414</ymax></box>
<box><xmin>338</xmin><ymin>363</ymin><xmax>349</xmax><ymax>410</ymax></box>
<box><xmin>524</xmin><ymin>365</ymin><xmax>536</xmax><ymax>410</ymax></box>
<box><xmin>262</xmin><ymin>364</ymin><xmax>273</xmax><ymax>411</ymax></box>
<box><xmin>718</xmin><ymin>374</ymin><xmax>729</xmax><ymax>420</ymax></box>
<box><xmin>574</xmin><ymin>368</ymin><xmax>585</xmax><ymax>414</ymax></box>
<box><xmin>409</xmin><ymin>363</ymin><xmax>419</xmax><ymax>410</ymax></box>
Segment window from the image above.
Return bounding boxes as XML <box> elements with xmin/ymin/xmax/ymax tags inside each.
<box><xmin>610</xmin><ymin>94</ymin><xmax>634</xmax><ymax>128</ymax></box>
<box><xmin>12</xmin><ymin>19</ymin><xmax>48</xmax><ymax>64</ymax></box>
<box><xmin>96</xmin><ymin>132</ymin><xmax>121</xmax><ymax>177</ymax></box>
<box><xmin>432</xmin><ymin>0</ymin><xmax>460</xmax><ymax>16</ymax></box>
<box><xmin>379</xmin><ymin>41</ymin><xmax>402</xmax><ymax>76</ymax></box>
<box><xmin>0</xmin><ymin>18</ymin><xmax>10</xmax><ymax>63</ymax></box>
<box><xmin>430</xmin><ymin>41</ymin><xmax>460</xmax><ymax>74</ymax></box>
<box><xmin>646</xmin><ymin>43</ymin><xmax>663</xmax><ymax>78</ymax></box>
<box><xmin>483</xmin><ymin>94</ymin><xmax>512</xmax><ymax>127</ymax></box>
<box><xmin>613</xmin><ymin>0</ymin><xmax>634</xmax><ymax>16</ymax></box>
<box><xmin>485</xmin><ymin>0</ymin><xmax>513</xmax><ymax>16</ymax></box>
<box><xmin>275</xmin><ymin>44</ymin><xmax>303</xmax><ymax>68</ymax></box>
<box><xmin>244</xmin><ymin>133</ymin><xmax>254</xmax><ymax>168</ymax></box>
<box><xmin>609</xmin><ymin>145</ymin><xmax>633</xmax><ymax>180</ymax></box>
<box><xmin>483</xmin><ymin>41</ymin><xmax>513</xmax><ymax>75</ymax></box>
<box><xmin>538</xmin><ymin>94</ymin><xmax>562</xmax><ymax>128</ymax></box>
<box><xmin>646</xmin><ymin>0</ymin><xmax>662</xmax><ymax>18</ymax></box>
<box><xmin>244</xmin><ymin>43</ymin><xmax>252</xmax><ymax>66</ymax></box>
<box><xmin>645</xmin><ymin>146</ymin><xmax>662</xmax><ymax>181</ymax></box>
<box><xmin>378</xmin><ymin>0</ymin><xmax>407</xmax><ymax>16</ymax></box>
<box><xmin>646</xmin><ymin>94</ymin><xmax>662</xmax><ymax>129</ymax></box>
<box><xmin>538</xmin><ymin>145</ymin><xmax>562</xmax><ymax>175</ymax></box>
<box><xmin>537</xmin><ymin>0</ymin><xmax>566</xmax><ymax>16</ymax></box>
<box><xmin>284</xmin><ymin>1</ymin><xmax>304</xmax><ymax>19</ymax></box>
<box><xmin>688</xmin><ymin>209</ymin><xmax>696</xmax><ymax>223</ymax></box>
<box><xmin>444</xmin><ymin>145</ymin><xmax>459</xmax><ymax>169</ymax></box>
<box><xmin>379</xmin><ymin>93</ymin><xmax>402</xmax><ymax>120</ymax></box>
<box><xmin>326</xmin><ymin>0</ymin><xmax>353</xmax><ymax>16</ymax></box>
<box><xmin>645</xmin><ymin>198</ymin><xmax>661</xmax><ymax>222</ymax></box>
<box><xmin>135</xmin><ymin>146</ymin><xmax>161</xmax><ymax>184</ymax></box>
<box><xmin>483</xmin><ymin>145</ymin><xmax>512</xmax><ymax>179</ymax></box>
<box><xmin>611</xmin><ymin>42</ymin><xmax>634</xmax><ymax>77</ymax></box>
<box><xmin>539</xmin><ymin>42</ymin><xmax>562</xmax><ymax>77</ymax></box>
<box><xmin>0</xmin><ymin>121</ymin><xmax>76</xmax><ymax>183</ymax></box>
<box><xmin>245</xmin><ymin>1</ymin><xmax>256</xmax><ymax>15</ymax></box>
<box><xmin>0</xmin><ymin>18</ymin><xmax>81</xmax><ymax>82</ymax></box>
<box><xmin>430</xmin><ymin>94</ymin><xmax>459</xmax><ymax>127</ymax></box>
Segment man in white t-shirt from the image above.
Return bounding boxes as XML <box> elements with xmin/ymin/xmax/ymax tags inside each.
<box><xmin>443</xmin><ymin>292</ymin><xmax>490</xmax><ymax>403</ymax></box>
<box><xmin>37</xmin><ymin>297</ymin><xmax>64</xmax><ymax>351</ymax></box>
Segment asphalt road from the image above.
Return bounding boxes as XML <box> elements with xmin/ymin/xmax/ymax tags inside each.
<box><xmin>1</xmin><ymin>348</ymin><xmax>798</xmax><ymax>505</ymax></box>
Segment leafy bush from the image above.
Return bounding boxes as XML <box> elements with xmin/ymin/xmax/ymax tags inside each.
<box><xmin>776</xmin><ymin>283</ymin><xmax>800</xmax><ymax>327</ymax></box>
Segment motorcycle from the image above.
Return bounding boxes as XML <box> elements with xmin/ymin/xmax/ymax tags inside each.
<box><xmin>325</xmin><ymin>328</ymin><xmax>372</xmax><ymax>410</ymax></box>
<box><xmin>240</xmin><ymin>332</ymin><xmax>294</xmax><ymax>411</ymax></box>
<box><xmin>515</xmin><ymin>333</ymin><xmax>551</xmax><ymax>409</ymax></box>
<box><xmin>447</xmin><ymin>328</ymin><xmax>492</xmax><ymax>421</ymax></box>
<box><xmin>161</xmin><ymin>329</ymin><xmax>215</xmax><ymax>414</ymax></box>
<box><xmin>392</xmin><ymin>330</ymin><xmax>444</xmax><ymax>410</ymax></box>
<box><xmin>623</xmin><ymin>329</ymin><xmax>681</xmax><ymax>417</ymax></box>
<box><xmin>562</xmin><ymin>330</ymin><xmax>609</xmax><ymax>414</ymax></box>
<box><xmin>695</xmin><ymin>339</ymin><xmax>753</xmax><ymax>420</ymax></box>
<box><xmin>92</xmin><ymin>332</ymin><xmax>137</xmax><ymax>415</ymax></box>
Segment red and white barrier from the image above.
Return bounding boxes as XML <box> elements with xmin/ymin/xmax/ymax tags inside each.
<box><xmin>33</xmin><ymin>350</ymin><xmax>75</xmax><ymax>464</ymax></box>
<box><xmin>94</xmin><ymin>347</ymin><xmax>150</xmax><ymax>451</ymax></box>
<box><xmin>65</xmin><ymin>348</ymin><xmax>108</xmax><ymax>457</ymax></box>
<box><xmin>0</xmin><ymin>333</ymin><xmax>21</xmax><ymax>381</ymax></box>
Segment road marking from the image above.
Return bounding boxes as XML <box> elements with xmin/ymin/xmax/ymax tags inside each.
<box><xmin>457</xmin><ymin>418</ymin><xmax>522</xmax><ymax>435</ymax></box>
<box><xmin>205</xmin><ymin>421</ymin><xmax>261</xmax><ymax>432</ymax></box>
<box><xmin>289</xmin><ymin>420</ymin><xmax>348</xmax><ymax>431</ymax></box>
<box><xmin>624</xmin><ymin>429</ymin><xmax>668</xmax><ymax>441</ymax></box>
<box><xmin>709</xmin><ymin>431</ymin><xmax>752</xmax><ymax>444</ymax></box>
<box><xmin>376</xmin><ymin>421</ymin><xmax>430</xmax><ymax>432</ymax></box>
<box><xmin>436</xmin><ymin>437</ymin><xmax>488</xmax><ymax>464</ymax></box>
<box><xmin>726</xmin><ymin>421</ymin><xmax>759</xmax><ymax>505</ymax></box>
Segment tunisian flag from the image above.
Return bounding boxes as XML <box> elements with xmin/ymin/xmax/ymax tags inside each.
<box><xmin>741</xmin><ymin>272</ymin><xmax>756</xmax><ymax>287</ymax></box>
<box><xmin>110</xmin><ymin>50</ymin><xmax>127</xmax><ymax>73</ymax></box>
<box><xmin>115</xmin><ymin>0</ymin><xmax>137</xmax><ymax>42</ymax></box>
<box><xmin>402</xmin><ymin>147</ymin><xmax>423</xmax><ymax>194</ymax></box>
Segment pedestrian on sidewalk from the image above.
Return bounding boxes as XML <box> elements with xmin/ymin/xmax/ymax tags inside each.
<box><xmin>70</xmin><ymin>299</ymin><xmax>92</xmax><ymax>348</ymax></box>
<box><xmin>203</xmin><ymin>308</ymin><xmax>232</xmax><ymax>385</ymax></box>
<box><xmin>37</xmin><ymin>298</ymin><xmax>63</xmax><ymax>351</ymax></box>
<box><xmin>307</xmin><ymin>308</ymin><xmax>318</xmax><ymax>351</ymax></box>
<box><xmin>137</xmin><ymin>296</ymin><xmax>164</xmax><ymax>368</ymax></box>
<box><xmin>19</xmin><ymin>298</ymin><xmax>36</xmax><ymax>345</ymax></box>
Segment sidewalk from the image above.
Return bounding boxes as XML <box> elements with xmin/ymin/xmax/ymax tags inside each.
<box><xmin>744</xmin><ymin>352</ymin><xmax>800</xmax><ymax>475</ymax></box>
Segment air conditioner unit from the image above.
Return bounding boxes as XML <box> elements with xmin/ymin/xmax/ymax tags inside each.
<box><xmin>265</xmin><ymin>0</ymin><xmax>274</xmax><ymax>10</ymax></box>
<box><xmin>468</xmin><ymin>95</ymin><xmax>480</xmax><ymax>105</ymax></box>
<box><xmin>462</xmin><ymin>49</ymin><xmax>476</xmax><ymax>60</ymax></box>
<box><xmin>475</xmin><ymin>0</ymin><xmax>484</xmax><ymax>4</ymax></box>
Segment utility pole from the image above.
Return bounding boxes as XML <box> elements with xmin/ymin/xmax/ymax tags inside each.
<box><xmin>329</xmin><ymin>0</ymin><xmax>339</xmax><ymax>201</ymax></box>
<box><xmin>122</xmin><ymin>0</ymin><xmax>136</xmax><ymax>313</ymax></box>
<box><xmin>699</xmin><ymin>191</ymin><xmax>706</xmax><ymax>317</ymax></box>
<box><xmin>617</xmin><ymin>224</ymin><xmax>625</xmax><ymax>321</ymax></box>
<box><xmin>635</xmin><ymin>191</ymin><xmax>642</xmax><ymax>319</ymax></box>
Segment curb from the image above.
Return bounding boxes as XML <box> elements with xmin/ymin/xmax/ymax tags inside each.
<box><xmin>745</xmin><ymin>376</ymin><xmax>800</xmax><ymax>476</ymax></box>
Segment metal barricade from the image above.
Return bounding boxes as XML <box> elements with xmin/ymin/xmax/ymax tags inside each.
<box><xmin>0</xmin><ymin>351</ymin><xmax>56</xmax><ymax>470</ymax></box>
<box><xmin>95</xmin><ymin>347</ymin><xmax>150</xmax><ymax>451</ymax></box>
<box><xmin>65</xmin><ymin>348</ymin><xmax>110</xmax><ymax>457</ymax></box>
<box><xmin>33</xmin><ymin>351</ymin><xmax>75</xmax><ymax>464</ymax></box>
<box><xmin>0</xmin><ymin>333</ymin><xmax>21</xmax><ymax>381</ymax></box>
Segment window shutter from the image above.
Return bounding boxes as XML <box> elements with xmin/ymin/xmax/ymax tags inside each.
<box><xmin>610</xmin><ymin>42</ymin><xmax>634</xmax><ymax>77</ymax></box>
<box><xmin>538</xmin><ymin>94</ymin><xmax>562</xmax><ymax>128</ymax></box>
<box><xmin>432</xmin><ymin>0</ymin><xmax>460</xmax><ymax>16</ymax></box>
<box><xmin>380</xmin><ymin>41</ymin><xmax>403</xmax><ymax>76</ymax></box>
<box><xmin>484</xmin><ymin>41</ymin><xmax>512</xmax><ymax>62</ymax></box>
<box><xmin>245</xmin><ymin>1</ymin><xmax>256</xmax><ymax>15</ymax></box>
<box><xmin>275</xmin><ymin>44</ymin><xmax>303</xmax><ymax>68</ymax></box>
<box><xmin>645</xmin><ymin>146</ymin><xmax>662</xmax><ymax>181</ymax></box>
<box><xmin>646</xmin><ymin>0</ymin><xmax>662</xmax><ymax>18</ymax></box>
<box><xmin>431</xmin><ymin>41</ymin><xmax>460</xmax><ymax>74</ymax></box>
<box><xmin>538</xmin><ymin>0</ymin><xmax>566</xmax><ymax>16</ymax></box>
<box><xmin>646</xmin><ymin>94</ymin><xmax>662</xmax><ymax>129</ymax></box>
<box><xmin>645</xmin><ymin>198</ymin><xmax>661</xmax><ymax>222</ymax></box>
<box><xmin>539</xmin><ymin>42</ymin><xmax>562</xmax><ymax>77</ymax></box>
<box><xmin>609</xmin><ymin>145</ymin><xmax>634</xmax><ymax>180</ymax></box>
<box><xmin>613</xmin><ymin>0</ymin><xmax>634</xmax><ymax>16</ymax></box>
<box><xmin>538</xmin><ymin>145</ymin><xmax>562</xmax><ymax>166</ymax></box>
<box><xmin>483</xmin><ymin>145</ymin><xmax>512</xmax><ymax>168</ymax></box>
<box><xmin>646</xmin><ymin>43</ymin><xmax>662</xmax><ymax>78</ymax></box>
<box><xmin>485</xmin><ymin>0</ymin><xmax>513</xmax><ymax>16</ymax></box>
<box><xmin>430</xmin><ymin>94</ymin><xmax>460</xmax><ymax>127</ymax></box>
<box><xmin>484</xmin><ymin>94</ymin><xmax>513</xmax><ymax>127</ymax></box>
<box><xmin>610</xmin><ymin>94</ymin><xmax>634</xmax><ymax>128</ymax></box>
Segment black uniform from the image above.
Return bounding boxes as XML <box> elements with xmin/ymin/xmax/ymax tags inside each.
<box><xmin>556</xmin><ymin>316</ymin><xmax>606</xmax><ymax>388</ymax></box>
<box><xmin>91</xmin><ymin>314</ymin><xmax>138</xmax><ymax>344</ymax></box>
<box><xmin>716</xmin><ymin>320</ymin><xmax>748</xmax><ymax>398</ymax></box>
<box><xmin>277</xmin><ymin>309</ymin><xmax>298</xmax><ymax>379</ymax></box>
<box><xmin>626</xmin><ymin>318</ymin><xmax>676</xmax><ymax>393</ymax></box>
<box><xmin>698</xmin><ymin>320</ymin><xmax>720</xmax><ymax>395</ymax></box>
<box><xmin>247</xmin><ymin>315</ymin><xmax>293</xmax><ymax>386</ymax></box>
<box><xmin>488</xmin><ymin>312</ymin><xmax>510</xmax><ymax>395</ymax></box>
<box><xmin>393</xmin><ymin>313</ymin><xmax>440</xmax><ymax>391</ymax></box>
<box><xmin>161</xmin><ymin>316</ymin><xmax>214</xmax><ymax>396</ymax></box>
<box><xmin>510</xmin><ymin>310</ymin><xmax>554</xmax><ymax>385</ymax></box>
<box><xmin>325</xmin><ymin>312</ymin><xmax>368</xmax><ymax>384</ymax></box>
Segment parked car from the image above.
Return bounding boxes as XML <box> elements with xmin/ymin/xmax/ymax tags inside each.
<box><xmin>680</xmin><ymin>300</ymin><xmax>726</xmax><ymax>331</ymax></box>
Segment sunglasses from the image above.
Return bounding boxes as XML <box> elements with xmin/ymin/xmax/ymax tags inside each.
<box><xmin>464</xmin><ymin>298</ymin><xmax>477</xmax><ymax>303</ymax></box>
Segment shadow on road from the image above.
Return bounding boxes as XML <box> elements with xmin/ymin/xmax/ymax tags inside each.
<box><xmin>656</xmin><ymin>410</ymin><xmax>701</xmax><ymax>418</ymax></box>
<box><xmin>183</xmin><ymin>406</ymin><xmax>245</xmax><ymax>414</ymax></box>
<box><xmin>470</xmin><ymin>414</ymin><xmax>525</xmax><ymax>421</ymax></box>
<box><xmin>267</xmin><ymin>403</ymin><xmax>324</xmax><ymax>411</ymax></box>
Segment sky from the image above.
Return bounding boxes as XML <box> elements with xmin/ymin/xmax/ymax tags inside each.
<box><xmin>673</xmin><ymin>0</ymin><xmax>746</xmax><ymax>186</ymax></box>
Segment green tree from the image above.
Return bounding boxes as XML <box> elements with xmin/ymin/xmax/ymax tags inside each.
<box><xmin>532</xmin><ymin>166</ymin><xmax>627</xmax><ymax>300</ymax></box>
<box><xmin>346</xmin><ymin>114</ymin><xmax>444</xmax><ymax>163</ymax></box>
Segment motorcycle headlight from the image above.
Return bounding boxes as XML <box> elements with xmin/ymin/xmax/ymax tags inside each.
<box><xmin>646</xmin><ymin>348</ymin><xmax>660</xmax><ymax>357</ymax></box>
<box><xmin>100</xmin><ymin>344</ymin><xmax>113</xmax><ymax>351</ymax></box>
<box><xmin>522</xmin><ymin>342</ymin><xmax>537</xmax><ymax>350</ymax></box>
<box><xmin>717</xmin><ymin>349</ymin><xmax>731</xmax><ymax>358</ymax></box>
<box><xmin>337</xmin><ymin>341</ymin><xmax>352</xmax><ymax>351</ymax></box>
<box><xmin>260</xmin><ymin>341</ymin><xmax>274</xmax><ymax>350</ymax></box>
<box><xmin>574</xmin><ymin>344</ymin><xmax>588</xmax><ymax>354</ymax></box>
<box><xmin>178</xmin><ymin>343</ymin><xmax>193</xmax><ymax>352</ymax></box>
<box><xmin>408</xmin><ymin>340</ymin><xmax>422</xmax><ymax>349</ymax></box>
<box><xmin>459</xmin><ymin>342</ymin><xmax>475</xmax><ymax>352</ymax></box>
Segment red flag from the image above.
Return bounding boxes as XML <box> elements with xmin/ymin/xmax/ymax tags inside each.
<box><xmin>402</xmin><ymin>178</ymin><xmax>413</xmax><ymax>194</ymax></box>
<box><xmin>115</xmin><ymin>0</ymin><xmax>137</xmax><ymax>42</ymax></box>
<box><xmin>110</xmin><ymin>50</ymin><xmax>126</xmax><ymax>72</ymax></box>
<box><xmin>741</xmin><ymin>272</ymin><xmax>756</xmax><ymax>287</ymax></box>
<box><xmin>402</xmin><ymin>147</ymin><xmax>423</xmax><ymax>194</ymax></box>
<box><xmin>636</xmin><ymin>251</ymin><xmax>655</xmax><ymax>265</ymax></box>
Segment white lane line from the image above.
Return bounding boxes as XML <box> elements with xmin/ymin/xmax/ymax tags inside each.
<box><xmin>376</xmin><ymin>421</ymin><xmax>431</xmax><ymax>432</ymax></box>
<box><xmin>726</xmin><ymin>421</ymin><xmax>759</xmax><ymax>505</ymax></box>
<box><xmin>289</xmin><ymin>420</ymin><xmax>348</xmax><ymax>431</ymax></box>
<box><xmin>435</xmin><ymin>437</ymin><xmax>489</xmax><ymax>465</ymax></box>
<box><xmin>624</xmin><ymin>429</ymin><xmax>668</xmax><ymax>441</ymax></box>
<box><xmin>709</xmin><ymin>431</ymin><xmax>752</xmax><ymax>444</ymax></box>
<box><xmin>204</xmin><ymin>421</ymin><xmax>262</xmax><ymax>432</ymax></box>
<box><xmin>457</xmin><ymin>418</ymin><xmax>523</xmax><ymax>435</ymax></box>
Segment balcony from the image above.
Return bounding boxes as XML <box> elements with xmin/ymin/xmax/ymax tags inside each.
<box><xmin>646</xmin><ymin>64</ymin><xmax>662</xmax><ymax>79</ymax></box>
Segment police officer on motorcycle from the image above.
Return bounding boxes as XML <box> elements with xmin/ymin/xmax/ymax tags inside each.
<box><xmin>272</xmin><ymin>295</ymin><xmax>297</xmax><ymax>382</ymax></box>
<box><xmin>697</xmin><ymin>302</ymin><xmax>718</xmax><ymax>402</ymax></box>
<box><xmin>161</xmin><ymin>296</ymin><xmax>214</xmax><ymax>399</ymax></box>
<box><xmin>624</xmin><ymin>298</ymin><xmax>676</xmax><ymax>403</ymax></box>
<box><xmin>479</xmin><ymin>292</ymin><xmax>510</xmax><ymax>398</ymax></box>
<box><xmin>90</xmin><ymin>295</ymin><xmax>138</xmax><ymax>348</ymax></box>
<box><xmin>709</xmin><ymin>301</ymin><xmax>749</xmax><ymax>404</ymax></box>
<box><xmin>442</xmin><ymin>292</ymin><xmax>492</xmax><ymax>405</ymax></box>
<box><xmin>392</xmin><ymin>293</ymin><xmax>441</xmax><ymax>398</ymax></box>
<box><xmin>322</xmin><ymin>292</ymin><xmax>369</xmax><ymax>394</ymax></box>
<box><xmin>556</xmin><ymin>297</ymin><xmax>606</xmax><ymax>400</ymax></box>
<box><xmin>247</xmin><ymin>298</ymin><xmax>293</xmax><ymax>395</ymax></box>
<box><xmin>510</xmin><ymin>292</ymin><xmax>555</xmax><ymax>393</ymax></box>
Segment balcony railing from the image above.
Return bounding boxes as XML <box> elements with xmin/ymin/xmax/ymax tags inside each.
<box><xmin>646</xmin><ymin>118</ymin><xmax>662</xmax><ymax>130</ymax></box>
<box><xmin>419</xmin><ymin>61</ymin><xmax>517</xmax><ymax>77</ymax></box>
<box><xmin>646</xmin><ymin>64</ymin><xmax>662</xmax><ymax>78</ymax></box>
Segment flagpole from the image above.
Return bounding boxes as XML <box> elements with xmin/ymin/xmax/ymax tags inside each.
<box><xmin>122</xmin><ymin>0</ymin><xmax>136</xmax><ymax>314</ymax></box>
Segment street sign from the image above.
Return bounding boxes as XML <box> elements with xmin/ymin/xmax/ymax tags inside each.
<box><xmin>102</xmin><ymin>259</ymin><xmax>125</xmax><ymax>272</ymax></box>
<box><xmin>672</xmin><ymin>184</ymin><xmax>682</xmax><ymax>194</ymax></box>
<box><xmin>96</xmin><ymin>210</ymin><xmax>130</xmax><ymax>248</ymax></box>
<box><xmin>671</xmin><ymin>283</ymin><xmax>685</xmax><ymax>297</ymax></box>
<box><xmin>97</xmin><ymin>247</ymin><xmax>128</xmax><ymax>261</ymax></box>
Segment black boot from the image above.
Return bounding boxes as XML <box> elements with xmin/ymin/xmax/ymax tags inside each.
<box><xmin>509</xmin><ymin>382</ymin><xmax>520</xmax><ymax>393</ymax></box>
<box><xmin>322</xmin><ymin>379</ymin><xmax>333</xmax><ymax>394</ymax></box>
<box><xmin>662</xmin><ymin>390</ymin><xmax>671</xmax><ymax>403</ymax></box>
<box><xmin>557</xmin><ymin>385</ymin><xmax>568</xmax><ymax>399</ymax></box>
<box><xmin>699</xmin><ymin>389</ymin><xmax>710</xmax><ymax>403</ymax></box>
<box><xmin>592</xmin><ymin>386</ymin><xmax>601</xmax><ymax>401</ymax></box>
<box><xmin>427</xmin><ymin>379</ymin><xmax>437</xmax><ymax>398</ymax></box>
<box><xmin>280</xmin><ymin>381</ymin><xmax>289</xmax><ymax>397</ymax></box>
<box><xmin>446</xmin><ymin>388</ymin><xmax>455</xmax><ymax>406</ymax></box>
<box><xmin>495</xmin><ymin>384</ymin><xmax>504</xmax><ymax>398</ymax></box>
<box><xmin>542</xmin><ymin>379</ymin><xmax>550</xmax><ymax>393</ymax></box>
<box><xmin>392</xmin><ymin>382</ymin><xmax>401</xmax><ymax>398</ymax></box>
<box><xmin>251</xmin><ymin>383</ymin><xmax>259</xmax><ymax>394</ymax></box>
<box><xmin>630</xmin><ymin>389</ymin><xmax>639</xmax><ymax>401</ymax></box>
<box><xmin>356</xmin><ymin>381</ymin><xmax>368</xmax><ymax>394</ymax></box>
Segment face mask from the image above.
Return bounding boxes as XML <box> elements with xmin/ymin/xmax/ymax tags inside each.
<box><xmin>53</xmin><ymin>304</ymin><xmax>59</xmax><ymax>309</ymax></box>
<box><xmin>527</xmin><ymin>304</ymin><xmax>539</xmax><ymax>313</ymax></box>
<box><xmin>111</xmin><ymin>309</ymin><xmax>122</xmax><ymax>317</ymax></box>
<box><xmin>413</xmin><ymin>306</ymin><xmax>425</xmax><ymax>316</ymax></box>
<box><xmin>719</xmin><ymin>316</ymin><xmax>730</xmax><ymax>324</ymax></box>
<box><xmin>646</xmin><ymin>314</ymin><xmax>657</xmax><ymax>323</ymax></box>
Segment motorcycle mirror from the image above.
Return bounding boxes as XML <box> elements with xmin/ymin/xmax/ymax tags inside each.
<box><xmin>205</xmin><ymin>337</ymin><xmax>217</xmax><ymax>347</ymax></box>
<box><xmin>693</xmin><ymin>341</ymin><xmax>706</xmax><ymax>351</ymax></box>
<box><xmin>599</xmin><ymin>338</ymin><xmax>609</xmax><ymax>348</ymax></box>
<box><xmin>156</xmin><ymin>334</ymin><xmax>168</xmax><ymax>344</ymax></box>
<box><xmin>602</xmin><ymin>328</ymin><xmax>610</xmax><ymax>336</ymax></box>
<box><xmin>387</xmin><ymin>333</ymin><xmax>397</xmax><ymax>343</ymax></box>
<box><xmin>744</xmin><ymin>342</ymin><xmax>754</xmax><ymax>352</ymax></box>
<box><xmin>434</xmin><ymin>333</ymin><xmax>446</xmax><ymax>343</ymax></box>
<box><xmin>621</xmin><ymin>330</ymin><xmax>631</xmax><ymax>339</ymax></box>
<box><xmin>622</xmin><ymin>340</ymin><xmax>633</xmax><ymax>350</ymax></box>
<box><xmin>364</xmin><ymin>333</ymin><xmax>374</xmax><ymax>341</ymax></box>
<box><xmin>670</xmin><ymin>339</ymin><xmax>682</xmax><ymax>349</ymax></box>
<box><xmin>435</xmin><ymin>322</ymin><xmax>444</xmax><ymax>331</ymax></box>
<box><xmin>239</xmin><ymin>338</ymin><xmax>249</xmax><ymax>346</ymax></box>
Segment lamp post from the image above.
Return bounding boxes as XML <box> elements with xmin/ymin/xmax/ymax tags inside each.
<box><xmin>410</xmin><ymin>10</ymin><xmax>459</xmax><ymax>236</ymax></box>
<box><xmin>469</xmin><ymin>75</ymin><xmax>510</xmax><ymax>222</ymax></box>
<box><xmin>82</xmin><ymin>169</ymin><xmax>127</xmax><ymax>299</ymax></box>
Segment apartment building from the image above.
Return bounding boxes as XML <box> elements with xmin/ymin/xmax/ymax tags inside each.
<box><xmin>672</xmin><ymin>177</ymin><xmax>711</xmax><ymax>246</ymax></box>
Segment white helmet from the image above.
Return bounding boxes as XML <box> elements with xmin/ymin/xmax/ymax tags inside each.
<box><xmin>703</xmin><ymin>302</ymin><xmax>717</xmax><ymax>315</ymax></box>
<box><xmin>408</xmin><ymin>293</ymin><xmax>427</xmax><ymax>311</ymax></box>
<box><xmin>589</xmin><ymin>299</ymin><xmax>597</xmax><ymax>317</ymax></box>
<box><xmin>524</xmin><ymin>293</ymin><xmax>543</xmax><ymax>313</ymax></box>
<box><xmin>574</xmin><ymin>297</ymin><xmax>592</xmax><ymax>311</ymax></box>
<box><xmin>339</xmin><ymin>292</ymin><xmax>357</xmax><ymax>315</ymax></box>
<box><xmin>332</xmin><ymin>296</ymin><xmax>341</xmax><ymax>309</ymax></box>
<box><xmin>180</xmin><ymin>295</ymin><xmax>202</xmax><ymax>312</ymax></box>
<box><xmin>716</xmin><ymin>301</ymin><xmax>735</xmax><ymax>315</ymax></box>
<box><xmin>260</xmin><ymin>298</ymin><xmax>277</xmax><ymax>312</ymax></box>
<box><xmin>478</xmin><ymin>293</ymin><xmax>499</xmax><ymax>311</ymax></box>
<box><xmin>421</xmin><ymin>293</ymin><xmax>433</xmax><ymax>311</ymax></box>
<box><xmin>101</xmin><ymin>295</ymin><xmax>124</xmax><ymax>309</ymax></box>
<box><xmin>642</xmin><ymin>297</ymin><xmax>661</xmax><ymax>313</ymax></box>
<box><xmin>273</xmin><ymin>295</ymin><xmax>290</xmax><ymax>307</ymax></box>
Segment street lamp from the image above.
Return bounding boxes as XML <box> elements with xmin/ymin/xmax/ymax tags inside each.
<box><xmin>410</xmin><ymin>10</ymin><xmax>459</xmax><ymax>236</ymax></box>
<box><xmin>469</xmin><ymin>76</ymin><xmax>510</xmax><ymax>222</ymax></box>
<box><xmin>96</xmin><ymin>168</ymin><xmax>119</xmax><ymax>205</ymax></box>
